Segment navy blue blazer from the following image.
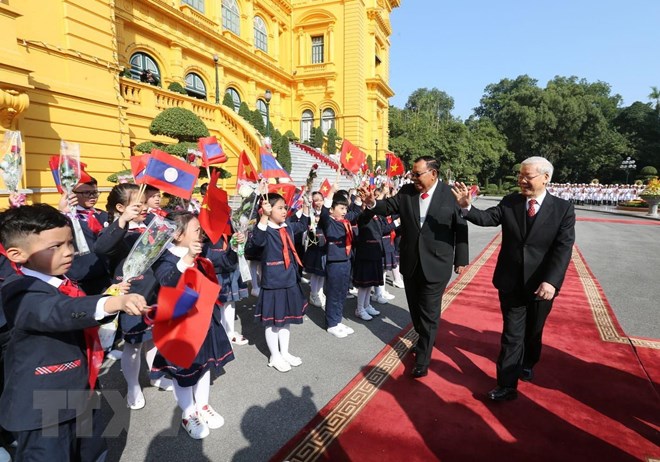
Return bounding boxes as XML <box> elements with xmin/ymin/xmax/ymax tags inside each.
<box><xmin>354</xmin><ymin>214</ymin><xmax>384</xmax><ymax>261</ymax></box>
<box><xmin>0</xmin><ymin>275</ymin><xmax>108</xmax><ymax>431</ymax></box>
<box><xmin>66</xmin><ymin>211</ymin><xmax>111</xmax><ymax>294</ymax></box>
<box><xmin>318</xmin><ymin>207</ymin><xmax>355</xmax><ymax>262</ymax></box>
<box><xmin>248</xmin><ymin>218</ymin><xmax>308</xmax><ymax>289</ymax></box>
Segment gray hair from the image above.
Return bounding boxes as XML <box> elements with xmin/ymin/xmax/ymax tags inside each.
<box><xmin>521</xmin><ymin>156</ymin><xmax>553</xmax><ymax>181</ymax></box>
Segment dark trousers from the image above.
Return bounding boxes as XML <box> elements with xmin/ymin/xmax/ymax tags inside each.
<box><xmin>325</xmin><ymin>260</ymin><xmax>351</xmax><ymax>328</ymax></box>
<box><xmin>14</xmin><ymin>407</ymin><xmax>107</xmax><ymax>462</ymax></box>
<box><xmin>0</xmin><ymin>325</ymin><xmax>14</xmax><ymax>447</ymax></box>
<box><xmin>497</xmin><ymin>292</ymin><xmax>554</xmax><ymax>388</ymax></box>
<box><xmin>403</xmin><ymin>264</ymin><xmax>449</xmax><ymax>367</ymax></box>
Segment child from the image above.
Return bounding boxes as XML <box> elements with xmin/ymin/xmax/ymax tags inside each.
<box><xmin>95</xmin><ymin>184</ymin><xmax>173</xmax><ymax>409</ymax></box>
<box><xmin>151</xmin><ymin>212</ymin><xmax>234</xmax><ymax>440</ymax></box>
<box><xmin>143</xmin><ymin>185</ymin><xmax>166</xmax><ymax>225</ymax></box>
<box><xmin>318</xmin><ymin>192</ymin><xmax>359</xmax><ymax>338</ymax></box>
<box><xmin>248</xmin><ymin>193</ymin><xmax>309</xmax><ymax>372</ymax></box>
<box><xmin>205</xmin><ymin>229</ymin><xmax>249</xmax><ymax>346</ymax></box>
<box><xmin>303</xmin><ymin>191</ymin><xmax>327</xmax><ymax>308</ymax></box>
<box><xmin>352</xmin><ymin>211</ymin><xmax>385</xmax><ymax>320</ymax></box>
<box><xmin>0</xmin><ymin>204</ymin><xmax>147</xmax><ymax>462</ymax></box>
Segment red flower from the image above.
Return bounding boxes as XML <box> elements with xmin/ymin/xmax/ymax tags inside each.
<box><xmin>187</xmin><ymin>152</ymin><xmax>197</xmax><ymax>163</ymax></box>
<box><xmin>312</xmin><ymin>163</ymin><xmax>319</xmax><ymax>170</ymax></box>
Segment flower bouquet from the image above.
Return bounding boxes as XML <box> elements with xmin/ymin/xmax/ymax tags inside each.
<box><xmin>229</xmin><ymin>180</ymin><xmax>263</xmax><ymax>282</ymax></box>
<box><xmin>59</xmin><ymin>141</ymin><xmax>91</xmax><ymax>255</ymax></box>
<box><xmin>0</xmin><ymin>130</ymin><xmax>23</xmax><ymax>193</ymax></box>
<box><xmin>123</xmin><ymin>216</ymin><xmax>178</xmax><ymax>283</ymax></box>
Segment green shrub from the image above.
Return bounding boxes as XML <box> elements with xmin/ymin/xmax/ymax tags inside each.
<box><xmin>283</xmin><ymin>130</ymin><xmax>298</xmax><ymax>142</ymax></box>
<box><xmin>313</xmin><ymin>126</ymin><xmax>324</xmax><ymax>151</ymax></box>
<box><xmin>149</xmin><ymin>107</ymin><xmax>209</xmax><ymax>141</ymax></box>
<box><xmin>168</xmin><ymin>82</ymin><xmax>188</xmax><ymax>95</ymax></box>
<box><xmin>222</xmin><ymin>91</ymin><xmax>235</xmax><ymax>110</ymax></box>
<box><xmin>326</xmin><ymin>128</ymin><xmax>338</xmax><ymax>154</ymax></box>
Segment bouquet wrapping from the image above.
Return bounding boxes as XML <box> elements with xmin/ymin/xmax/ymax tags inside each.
<box><xmin>123</xmin><ymin>216</ymin><xmax>178</xmax><ymax>282</ymax></box>
<box><xmin>0</xmin><ymin>131</ymin><xmax>23</xmax><ymax>192</ymax></box>
<box><xmin>59</xmin><ymin>141</ymin><xmax>90</xmax><ymax>256</ymax></box>
<box><xmin>230</xmin><ymin>182</ymin><xmax>262</xmax><ymax>282</ymax></box>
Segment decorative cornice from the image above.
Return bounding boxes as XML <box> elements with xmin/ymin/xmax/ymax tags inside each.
<box><xmin>367</xmin><ymin>8</ymin><xmax>392</xmax><ymax>36</ymax></box>
<box><xmin>0</xmin><ymin>88</ymin><xmax>30</xmax><ymax>129</ymax></box>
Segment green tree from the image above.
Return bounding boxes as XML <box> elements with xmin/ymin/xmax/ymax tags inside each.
<box><xmin>274</xmin><ymin>133</ymin><xmax>292</xmax><ymax>172</ymax></box>
<box><xmin>238</xmin><ymin>102</ymin><xmax>251</xmax><ymax>122</ymax></box>
<box><xmin>222</xmin><ymin>91</ymin><xmax>235</xmax><ymax>110</ymax></box>
<box><xmin>366</xmin><ymin>155</ymin><xmax>374</xmax><ymax>170</ymax></box>
<box><xmin>250</xmin><ymin>109</ymin><xmax>266</xmax><ymax>135</ymax></box>
<box><xmin>313</xmin><ymin>126</ymin><xmax>325</xmax><ymax>151</ymax></box>
<box><xmin>648</xmin><ymin>86</ymin><xmax>660</xmax><ymax>113</ymax></box>
<box><xmin>326</xmin><ymin>128</ymin><xmax>338</xmax><ymax>154</ymax></box>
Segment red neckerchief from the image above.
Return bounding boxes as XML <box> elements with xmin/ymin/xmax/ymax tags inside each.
<box><xmin>341</xmin><ymin>219</ymin><xmax>353</xmax><ymax>256</ymax></box>
<box><xmin>57</xmin><ymin>279</ymin><xmax>104</xmax><ymax>391</ymax></box>
<box><xmin>387</xmin><ymin>216</ymin><xmax>396</xmax><ymax>245</ymax></box>
<box><xmin>278</xmin><ymin>228</ymin><xmax>302</xmax><ymax>269</ymax></box>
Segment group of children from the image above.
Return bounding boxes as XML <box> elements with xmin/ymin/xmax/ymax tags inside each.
<box><xmin>0</xmin><ymin>173</ymin><xmax>404</xmax><ymax>460</ymax></box>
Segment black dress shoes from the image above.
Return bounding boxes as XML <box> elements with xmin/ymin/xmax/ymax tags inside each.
<box><xmin>520</xmin><ymin>368</ymin><xmax>534</xmax><ymax>382</ymax></box>
<box><xmin>411</xmin><ymin>365</ymin><xmax>428</xmax><ymax>378</ymax></box>
<box><xmin>487</xmin><ymin>386</ymin><xmax>518</xmax><ymax>401</ymax></box>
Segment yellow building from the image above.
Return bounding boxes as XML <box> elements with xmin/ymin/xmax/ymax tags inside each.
<box><xmin>0</xmin><ymin>0</ymin><xmax>399</xmax><ymax>202</ymax></box>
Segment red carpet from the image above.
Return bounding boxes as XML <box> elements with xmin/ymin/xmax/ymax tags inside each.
<box><xmin>275</xmin><ymin>236</ymin><xmax>660</xmax><ymax>462</ymax></box>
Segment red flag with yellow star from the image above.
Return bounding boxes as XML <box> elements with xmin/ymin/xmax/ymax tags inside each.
<box><xmin>237</xmin><ymin>150</ymin><xmax>259</xmax><ymax>183</ymax></box>
<box><xmin>319</xmin><ymin>178</ymin><xmax>332</xmax><ymax>198</ymax></box>
<box><xmin>386</xmin><ymin>151</ymin><xmax>405</xmax><ymax>177</ymax></box>
<box><xmin>199</xmin><ymin>169</ymin><xmax>231</xmax><ymax>244</ymax></box>
<box><xmin>340</xmin><ymin>139</ymin><xmax>366</xmax><ymax>174</ymax></box>
<box><xmin>268</xmin><ymin>183</ymin><xmax>297</xmax><ymax>207</ymax></box>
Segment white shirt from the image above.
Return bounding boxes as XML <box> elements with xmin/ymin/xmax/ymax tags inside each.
<box><xmin>527</xmin><ymin>190</ymin><xmax>547</xmax><ymax>215</ymax></box>
<box><xmin>419</xmin><ymin>180</ymin><xmax>439</xmax><ymax>226</ymax></box>
<box><xmin>20</xmin><ymin>267</ymin><xmax>110</xmax><ymax>319</ymax></box>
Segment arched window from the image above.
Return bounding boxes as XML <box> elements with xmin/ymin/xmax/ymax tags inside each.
<box><xmin>222</xmin><ymin>0</ymin><xmax>240</xmax><ymax>35</ymax></box>
<box><xmin>254</xmin><ymin>16</ymin><xmax>268</xmax><ymax>52</ymax></box>
<box><xmin>225</xmin><ymin>87</ymin><xmax>241</xmax><ymax>112</ymax></box>
<box><xmin>129</xmin><ymin>52</ymin><xmax>160</xmax><ymax>85</ymax></box>
<box><xmin>185</xmin><ymin>73</ymin><xmax>206</xmax><ymax>100</ymax></box>
<box><xmin>301</xmin><ymin>110</ymin><xmax>314</xmax><ymax>142</ymax></box>
<box><xmin>257</xmin><ymin>99</ymin><xmax>268</xmax><ymax>127</ymax></box>
<box><xmin>321</xmin><ymin>108</ymin><xmax>336</xmax><ymax>134</ymax></box>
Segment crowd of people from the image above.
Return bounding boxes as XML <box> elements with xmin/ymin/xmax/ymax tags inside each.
<box><xmin>546</xmin><ymin>182</ymin><xmax>646</xmax><ymax>205</ymax></box>
<box><xmin>0</xmin><ymin>164</ymin><xmax>415</xmax><ymax>460</ymax></box>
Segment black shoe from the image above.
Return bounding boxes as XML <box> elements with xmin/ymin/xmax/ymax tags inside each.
<box><xmin>411</xmin><ymin>365</ymin><xmax>428</xmax><ymax>378</ymax></box>
<box><xmin>487</xmin><ymin>386</ymin><xmax>518</xmax><ymax>401</ymax></box>
<box><xmin>520</xmin><ymin>368</ymin><xmax>534</xmax><ymax>382</ymax></box>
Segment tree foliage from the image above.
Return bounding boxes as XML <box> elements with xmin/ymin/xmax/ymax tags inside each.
<box><xmin>149</xmin><ymin>107</ymin><xmax>209</xmax><ymax>141</ymax></box>
<box><xmin>326</xmin><ymin>128</ymin><xmax>338</xmax><ymax>154</ymax></box>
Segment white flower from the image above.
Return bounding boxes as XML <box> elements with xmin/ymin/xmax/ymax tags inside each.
<box><xmin>238</xmin><ymin>184</ymin><xmax>254</xmax><ymax>198</ymax></box>
<box><xmin>0</xmin><ymin>161</ymin><xmax>8</xmax><ymax>171</ymax></box>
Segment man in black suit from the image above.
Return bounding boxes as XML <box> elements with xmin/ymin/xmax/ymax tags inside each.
<box><xmin>452</xmin><ymin>156</ymin><xmax>575</xmax><ymax>401</ymax></box>
<box><xmin>361</xmin><ymin>156</ymin><xmax>469</xmax><ymax>378</ymax></box>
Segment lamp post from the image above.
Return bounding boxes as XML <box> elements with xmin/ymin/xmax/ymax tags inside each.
<box><xmin>374</xmin><ymin>138</ymin><xmax>379</xmax><ymax>164</ymax></box>
<box><xmin>213</xmin><ymin>54</ymin><xmax>219</xmax><ymax>104</ymax></box>
<box><xmin>619</xmin><ymin>156</ymin><xmax>636</xmax><ymax>184</ymax></box>
<box><xmin>264</xmin><ymin>89</ymin><xmax>272</xmax><ymax>139</ymax></box>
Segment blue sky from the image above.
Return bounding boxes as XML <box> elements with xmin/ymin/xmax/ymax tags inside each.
<box><xmin>389</xmin><ymin>1</ymin><xmax>660</xmax><ymax>119</ymax></box>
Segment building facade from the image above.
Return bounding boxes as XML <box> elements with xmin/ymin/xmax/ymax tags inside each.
<box><xmin>0</xmin><ymin>0</ymin><xmax>398</xmax><ymax>201</ymax></box>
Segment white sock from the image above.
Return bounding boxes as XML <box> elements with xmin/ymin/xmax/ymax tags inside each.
<box><xmin>173</xmin><ymin>382</ymin><xmax>195</xmax><ymax>418</ymax></box>
<box><xmin>392</xmin><ymin>266</ymin><xmax>403</xmax><ymax>283</ymax></box>
<box><xmin>250</xmin><ymin>261</ymin><xmax>261</xmax><ymax>291</ymax></box>
<box><xmin>357</xmin><ymin>287</ymin><xmax>370</xmax><ymax>310</ymax></box>
<box><xmin>193</xmin><ymin>371</ymin><xmax>211</xmax><ymax>408</ymax></box>
<box><xmin>278</xmin><ymin>325</ymin><xmax>291</xmax><ymax>356</ymax></box>
<box><xmin>220</xmin><ymin>302</ymin><xmax>236</xmax><ymax>336</ymax></box>
<box><xmin>310</xmin><ymin>275</ymin><xmax>321</xmax><ymax>296</ymax></box>
<box><xmin>144</xmin><ymin>340</ymin><xmax>157</xmax><ymax>370</ymax></box>
<box><xmin>121</xmin><ymin>343</ymin><xmax>143</xmax><ymax>403</ymax></box>
<box><xmin>374</xmin><ymin>283</ymin><xmax>384</xmax><ymax>297</ymax></box>
<box><xmin>265</xmin><ymin>326</ymin><xmax>281</xmax><ymax>360</ymax></box>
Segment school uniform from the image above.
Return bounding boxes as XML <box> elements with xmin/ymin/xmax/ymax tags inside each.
<box><xmin>205</xmin><ymin>235</ymin><xmax>248</xmax><ymax>304</ymax></box>
<box><xmin>150</xmin><ymin>248</ymin><xmax>234</xmax><ymax>387</ymax></box>
<box><xmin>0</xmin><ymin>256</ymin><xmax>17</xmax><ymax>448</ymax></box>
<box><xmin>0</xmin><ymin>269</ymin><xmax>113</xmax><ymax>461</ymax></box>
<box><xmin>382</xmin><ymin>215</ymin><xmax>400</xmax><ymax>271</ymax></box>
<box><xmin>352</xmin><ymin>214</ymin><xmax>385</xmax><ymax>288</ymax></box>
<box><xmin>302</xmin><ymin>211</ymin><xmax>327</xmax><ymax>276</ymax></box>
<box><xmin>66</xmin><ymin>207</ymin><xmax>111</xmax><ymax>295</ymax></box>
<box><xmin>144</xmin><ymin>207</ymin><xmax>168</xmax><ymax>226</ymax></box>
<box><xmin>248</xmin><ymin>217</ymin><xmax>309</xmax><ymax>327</ymax></box>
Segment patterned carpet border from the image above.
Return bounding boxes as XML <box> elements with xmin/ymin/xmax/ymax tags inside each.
<box><xmin>279</xmin><ymin>235</ymin><xmax>503</xmax><ymax>462</ymax></box>
<box><xmin>572</xmin><ymin>247</ymin><xmax>660</xmax><ymax>350</ymax></box>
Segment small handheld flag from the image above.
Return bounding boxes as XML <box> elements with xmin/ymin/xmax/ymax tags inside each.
<box><xmin>260</xmin><ymin>146</ymin><xmax>292</xmax><ymax>180</ymax></box>
<box><xmin>143</xmin><ymin>150</ymin><xmax>200</xmax><ymax>200</ymax></box>
<box><xmin>340</xmin><ymin>139</ymin><xmax>366</xmax><ymax>174</ymax></box>
<box><xmin>198</xmin><ymin>136</ymin><xmax>227</xmax><ymax>167</ymax></box>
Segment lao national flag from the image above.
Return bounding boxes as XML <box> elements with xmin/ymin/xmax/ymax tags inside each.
<box><xmin>148</xmin><ymin>265</ymin><xmax>221</xmax><ymax>368</ymax></box>
<box><xmin>268</xmin><ymin>183</ymin><xmax>297</xmax><ymax>206</ymax></box>
<box><xmin>237</xmin><ymin>150</ymin><xmax>259</xmax><ymax>183</ymax></box>
<box><xmin>199</xmin><ymin>169</ymin><xmax>231</xmax><ymax>244</ymax></box>
<box><xmin>289</xmin><ymin>187</ymin><xmax>305</xmax><ymax>213</ymax></box>
<box><xmin>130</xmin><ymin>154</ymin><xmax>150</xmax><ymax>184</ymax></box>
<box><xmin>198</xmin><ymin>136</ymin><xmax>227</xmax><ymax>167</ymax></box>
<box><xmin>49</xmin><ymin>155</ymin><xmax>64</xmax><ymax>193</ymax></box>
<box><xmin>260</xmin><ymin>146</ymin><xmax>292</xmax><ymax>180</ymax></box>
<box><xmin>319</xmin><ymin>178</ymin><xmax>332</xmax><ymax>198</ymax></box>
<box><xmin>340</xmin><ymin>139</ymin><xmax>366</xmax><ymax>174</ymax></box>
<box><xmin>143</xmin><ymin>150</ymin><xmax>199</xmax><ymax>200</ymax></box>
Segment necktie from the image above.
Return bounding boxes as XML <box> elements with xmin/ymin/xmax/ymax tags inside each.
<box><xmin>528</xmin><ymin>199</ymin><xmax>537</xmax><ymax>218</ymax></box>
<box><xmin>279</xmin><ymin>228</ymin><xmax>302</xmax><ymax>269</ymax></box>
<box><xmin>58</xmin><ymin>279</ymin><xmax>104</xmax><ymax>391</ymax></box>
<box><xmin>421</xmin><ymin>193</ymin><xmax>429</xmax><ymax>199</ymax></box>
<box><xmin>341</xmin><ymin>220</ymin><xmax>353</xmax><ymax>255</ymax></box>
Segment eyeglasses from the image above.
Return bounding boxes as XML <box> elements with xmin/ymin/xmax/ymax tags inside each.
<box><xmin>517</xmin><ymin>173</ymin><xmax>543</xmax><ymax>182</ymax></box>
<box><xmin>411</xmin><ymin>170</ymin><xmax>433</xmax><ymax>179</ymax></box>
<box><xmin>74</xmin><ymin>190</ymin><xmax>100</xmax><ymax>198</ymax></box>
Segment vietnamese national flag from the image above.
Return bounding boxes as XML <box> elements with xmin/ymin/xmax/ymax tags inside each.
<box><xmin>260</xmin><ymin>146</ymin><xmax>292</xmax><ymax>180</ymax></box>
<box><xmin>237</xmin><ymin>150</ymin><xmax>259</xmax><ymax>183</ymax></box>
<box><xmin>143</xmin><ymin>150</ymin><xmax>200</xmax><ymax>200</ymax></box>
<box><xmin>386</xmin><ymin>152</ymin><xmax>405</xmax><ymax>177</ymax></box>
<box><xmin>199</xmin><ymin>169</ymin><xmax>231</xmax><ymax>244</ymax></box>
<box><xmin>319</xmin><ymin>178</ymin><xmax>332</xmax><ymax>198</ymax></box>
<box><xmin>149</xmin><ymin>265</ymin><xmax>222</xmax><ymax>368</ymax></box>
<box><xmin>130</xmin><ymin>154</ymin><xmax>151</xmax><ymax>184</ymax></box>
<box><xmin>340</xmin><ymin>139</ymin><xmax>366</xmax><ymax>174</ymax></box>
<box><xmin>268</xmin><ymin>183</ymin><xmax>297</xmax><ymax>207</ymax></box>
<box><xmin>198</xmin><ymin>136</ymin><xmax>227</xmax><ymax>167</ymax></box>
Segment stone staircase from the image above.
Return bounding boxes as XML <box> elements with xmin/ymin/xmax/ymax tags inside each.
<box><xmin>288</xmin><ymin>142</ymin><xmax>354</xmax><ymax>191</ymax></box>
